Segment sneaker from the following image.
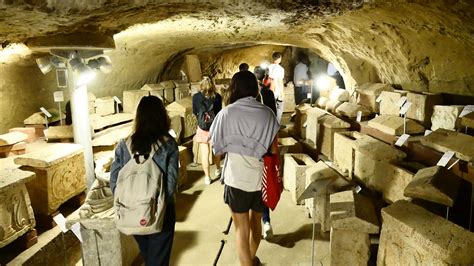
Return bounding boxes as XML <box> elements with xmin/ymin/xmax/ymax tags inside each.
<box><xmin>215</xmin><ymin>168</ymin><xmax>221</xmax><ymax>178</ymax></box>
<box><xmin>263</xmin><ymin>222</ymin><xmax>273</xmax><ymax>240</ymax></box>
<box><xmin>204</xmin><ymin>176</ymin><xmax>212</xmax><ymax>185</ymax></box>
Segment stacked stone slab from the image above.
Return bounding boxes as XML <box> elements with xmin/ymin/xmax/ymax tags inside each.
<box><xmin>335</xmin><ymin>102</ymin><xmax>372</xmax><ymax>119</ymax></box>
<box><xmin>294</xmin><ymin>104</ymin><xmax>312</xmax><ymax>139</ymax></box>
<box><xmin>406</xmin><ymin>92</ymin><xmax>442</xmax><ymax>127</ymax></box>
<box><xmin>0</xmin><ymin>169</ymin><xmax>36</xmax><ymax>248</ymax></box>
<box><xmin>305</xmin><ymin>107</ymin><xmax>351</xmax><ymax>160</ymax></box>
<box><xmin>166</xmin><ymin>97</ymin><xmax>197</xmax><ymax>139</ymax></box>
<box><xmin>123</xmin><ymin>90</ymin><xmax>149</xmax><ymax>113</ymax></box>
<box><xmin>316</xmin><ymin>97</ymin><xmax>329</xmax><ymax>109</ymax></box>
<box><xmin>283</xmin><ymin>82</ymin><xmax>296</xmax><ymax>112</ymax></box>
<box><xmin>333</xmin><ymin>131</ymin><xmax>363</xmax><ymax>179</ymax></box>
<box><xmin>305</xmin><ymin>162</ymin><xmax>350</xmax><ymax>232</ymax></box>
<box><xmin>79</xmin><ymin>219</ymin><xmax>140</xmax><ymax>265</ymax></box>
<box><xmin>431</xmin><ymin>105</ymin><xmax>465</xmax><ymax>131</ymax></box>
<box><xmin>283</xmin><ymin>153</ymin><xmax>317</xmax><ymax>204</ymax></box>
<box><xmin>90</xmin><ymin>113</ymin><xmax>134</xmax><ymax>132</ymax></box>
<box><xmin>404</xmin><ymin>166</ymin><xmax>461</xmax><ymax>207</ymax></box>
<box><xmin>379</xmin><ymin>90</ymin><xmax>407</xmax><ymax>116</ymax></box>
<box><xmin>14</xmin><ymin>143</ymin><xmax>87</xmax><ymax>215</ymax></box>
<box><xmin>367</xmin><ymin>114</ymin><xmax>425</xmax><ymax>136</ymax></box>
<box><xmin>329</xmin><ymin>190</ymin><xmax>379</xmax><ymax>266</ymax></box>
<box><xmin>378</xmin><ymin>200</ymin><xmax>474</xmax><ymax>265</ymax></box>
<box><xmin>420</xmin><ymin>128</ymin><xmax>474</xmax><ymax>162</ymax></box>
<box><xmin>461</xmin><ymin>111</ymin><xmax>474</xmax><ymax>128</ymax></box>
<box><xmin>44</xmin><ymin>125</ymin><xmax>74</xmax><ymax>142</ymax></box>
<box><xmin>24</xmin><ymin>108</ymin><xmax>64</xmax><ymax>137</ymax></box>
<box><xmin>356</xmin><ymin>83</ymin><xmax>394</xmax><ymax>113</ymax></box>
<box><xmin>92</xmin><ymin>123</ymin><xmax>132</xmax><ymax>152</ymax></box>
<box><xmin>325</xmin><ymin>87</ymin><xmax>349</xmax><ymax>112</ymax></box>
<box><xmin>95</xmin><ymin>96</ymin><xmax>115</xmax><ymax>116</ymax></box>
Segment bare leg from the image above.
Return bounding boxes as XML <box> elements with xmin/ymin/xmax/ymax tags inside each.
<box><xmin>200</xmin><ymin>143</ymin><xmax>210</xmax><ymax>178</ymax></box>
<box><xmin>249</xmin><ymin>210</ymin><xmax>263</xmax><ymax>259</ymax></box>
<box><xmin>231</xmin><ymin>211</ymin><xmax>252</xmax><ymax>266</ymax></box>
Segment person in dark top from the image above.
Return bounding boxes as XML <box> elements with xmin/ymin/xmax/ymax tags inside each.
<box><xmin>192</xmin><ymin>77</ymin><xmax>222</xmax><ymax>185</ymax></box>
<box><xmin>239</xmin><ymin>63</ymin><xmax>249</xmax><ymax>72</ymax></box>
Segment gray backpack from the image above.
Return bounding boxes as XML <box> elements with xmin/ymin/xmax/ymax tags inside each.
<box><xmin>114</xmin><ymin>139</ymin><xmax>166</xmax><ymax>235</ymax></box>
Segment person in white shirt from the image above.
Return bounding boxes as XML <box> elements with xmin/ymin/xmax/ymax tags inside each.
<box><xmin>268</xmin><ymin>52</ymin><xmax>285</xmax><ymax>123</ymax></box>
<box><xmin>293</xmin><ymin>53</ymin><xmax>311</xmax><ymax>105</ymax></box>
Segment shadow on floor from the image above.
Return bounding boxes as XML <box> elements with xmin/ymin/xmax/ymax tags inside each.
<box><xmin>170</xmin><ymin>230</ymin><xmax>199</xmax><ymax>264</ymax></box>
<box><xmin>267</xmin><ymin>223</ymin><xmax>327</xmax><ymax>248</ymax></box>
<box><xmin>175</xmin><ymin>190</ymin><xmax>203</xmax><ymax>222</ymax></box>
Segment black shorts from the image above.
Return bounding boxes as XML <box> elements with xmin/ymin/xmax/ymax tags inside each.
<box><xmin>224</xmin><ymin>185</ymin><xmax>264</xmax><ymax>213</ymax></box>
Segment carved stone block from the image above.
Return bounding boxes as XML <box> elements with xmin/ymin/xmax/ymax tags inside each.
<box><xmin>379</xmin><ymin>90</ymin><xmax>407</xmax><ymax>116</ymax></box>
<box><xmin>92</xmin><ymin>123</ymin><xmax>132</xmax><ymax>151</ymax></box>
<box><xmin>461</xmin><ymin>111</ymin><xmax>474</xmax><ymax>128</ymax></box>
<box><xmin>44</xmin><ymin>125</ymin><xmax>74</xmax><ymax>142</ymax></box>
<box><xmin>90</xmin><ymin>113</ymin><xmax>133</xmax><ymax>132</ymax></box>
<box><xmin>431</xmin><ymin>105</ymin><xmax>464</xmax><ymax>131</ymax></box>
<box><xmin>79</xmin><ymin>179</ymin><xmax>114</xmax><ymax>219</ymax></box>
<box><xmin>294</xmin><ymin>104</ymin><xmax>312</xmax><ymax>139</ymax></box>
<box><xmin>335</xmin><ymin>102</ymin><xmax>372</xmax><ymax>118</ymax></box>
<box><xmin>0</xmin><ymin>169</ymin><xmax>36</xmax><ymax>248</ymax></box>
<box><xmin>88</xmin><ymin>92</ymin><xmax>97</xmax><ymax>114</ymax></box>
<box><xmin>367</xmin><ymin>114</ymin><xmax>425</xmax><ymax>136</ymax></box>
<box><xmin>330</xmin><ymin>229</ymin><xmax>370</xmax><ymax>266</ymax></box>
<box><xmin>333</xmin><ymin>131</ymin><xmax>363</xmax><ymax>178</ymax></box>
<box><xmin>325</xmin><ymin>99</ymin><xmax>343</xmax><ymax>112</ymax></box>
<box><xmin>283</xmin><ymin>153</ymin><xmax>317</xmax><ymax>204</ymax></box>
<box><xmin>406</xmin><ymin>92</ymin><xmax>442</xmax><ymax>127</ymax></box>
<box><xmin>183</xmin><ymin>55</ymin><xmax>202</xmax><ymax>82</ymax></box>
<box><xmin>123</xmin><ymin>90</ymin><xmax>149</xmax><ymax>114</ymax></box>
<box><xmin>142</xmin><ymin>83</ymin><xmax>174</xmax><ymax>104</ymax></box>
<box><xmin>378</xmin><ymin>200</ymin><xmax>474</xmax><ymax>265</ymax></box>
<box><xmin>421</xmin><ymin>128</ymin><xmax>474</xmax><ymax>162</ymax></box>
<box><xmin>166</xmin><ymin>97</ymin><xmax>197</xmax><ymax>139</ymax></box>
<box><xmin>79</xmin><ymin>219</ymin><xmax>140</xmax><ymax>266</ymax></box>
<box><xmin>174</xmin><ymin>84</ymin><xmax>191</xmax><ymax>101</ymax></box>
<box><xmin>278</xmin><ymin>137</ymin><xmax>302</xmax><ymax>165</ymax></box>
<box><xmin>14</xmin><ymin>143</ymin><xmax>87</xmax><ymax>215</ymax></box>
<box><xmin>284</xmin><ymin>83</ymin><xmax>296</xmax><ymax>112</ymax></box>
<box><xmin>24</xmin><ymin>108</ymin><xmax>64</xmax><ymax>125</ymax></box>
<box><xmin>178</xmin><ymin>146</ymin><xmax>188</xmax><ymax>188</ymax></box>
<box><xmin>316</xmin><ymin>96</ymin><xmax>329</xmax><ymax>109</ymax></box>
<box><xmin>356</xmin><ymin>83</ymin><xmax>394</xmax><ymax>113</ymax></box>
<box><xmin>329</xmin><ymin>88</ymin><xmax>350</xmax><ymax>102</ymax></box>
<box><xmin>94</xmin><ymin>96</ymin><xmax>115</xmax><ymax>117</ymax></box>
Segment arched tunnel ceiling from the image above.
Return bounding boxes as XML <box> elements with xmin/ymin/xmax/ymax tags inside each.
<box><xmin>1</xmin><ymin>0</ymin><xmax>473</xmax><ymax>96</ymax></box>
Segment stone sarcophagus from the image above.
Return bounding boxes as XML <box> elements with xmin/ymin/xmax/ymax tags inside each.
<box><xmin>356</xmin><ymin>83</ymin><xmax>394</xmax><ymax>113</ymax></box>
<box><xmin>142</xmin><ymin>83</ymin><xmax>175</xmax><ymax>104</ymax></box>
<box><xmin>14</xmin><ymin>143</ymin><xmax>87</xmax><ymax>215</ymax></box>
<box><xmin>173</xmin><ymin>80</ymin><xmax>191</xmax><ymax>101</ymax></box>
<box><xmin>0</xmin><ymin>169</ymin><xmax>36</xmax><ymax>248</ymax></box>
<box><xmin>166</xmin><ymin>97</ymin><xmax>197</xmax><ymax>139</ymax></box>
<box><xmin>333</xmin><ymin>131</ymin><xmax>363</xmax><ymax>179</ymax></box>
<box><xmin>123</xmin><ymin>90</ymin><xmax>149</xmax><ymax>114</ymax></box>
<box><xmin>378</xmin><ymin>200</ymin><xmax>474</xmax><ymax>265</ymax></box>
<box><xmin>379</xmin><ymin>90</ymin><xmax>407</xmax><ymax>116</ymax></box>
<box><xmin>283</xmin><ymin>153</ymin><xmax>317</xmax><ymax>204</ymax></box>
<box><xmin>95</xmin><ymin>96</ymin><xmax>115</xmax><ymax>117</ymax></box>
<box><xmin>283</xmin><ymin>82</ymin><xmax>296</xmax><ymax>113</ymax></box>
<box><xmin>178</xmin><ymin>146</ymin><xmax>188</xmax><ymax>188</ymax></box>
<box><xmin>294</xmin><ymin>104</ymin><xmax>312</xmax><ymax>140</ymax></box>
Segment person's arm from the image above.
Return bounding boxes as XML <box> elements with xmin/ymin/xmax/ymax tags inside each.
<box><xmin>192</xmin><ymin>94</ymin><xmax>200</xmax><ymax>116</ymax></box>
<box><xmin>215</xmin><ymin>94</ymin><xmax>222</xmax><ymax>114</ymax></box>
<box><xmin>165</xmin><ymin>143</ymin><xmax>179</xmax><ymax>202</ymax></box>
<box><xmin>110</xmin><ymin>141</ymin><xmax>125</xmax><ymax>194</ymax></box>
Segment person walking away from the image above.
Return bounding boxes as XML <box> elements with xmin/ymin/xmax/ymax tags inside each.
<box><xmin>192</xmin><ymin>77</ymin><xmax>222</xmax><ymax>185</ymax></box>
<box><xmin>210</xmin><ymin>71</ymin><xmax>279</xmax><ymax>265</ymax></box>
<box><xmin>268</xmin><ymin>52</ymin><xmax>285</xmax><ymax>123</ymax></box>
<box><xmin>239</xmin><ymin>63</ymin><xmax>250</xmax><ymax>72</ymax></box>
<box><xmin>293</xmin><ymin>52</ymin><xmax>311</xmax><ymax>105</ymax></box>
<box><xmin>110</xmin><ymin>96</ymin><xmax>178</xmax><ymax>266</ymax></box>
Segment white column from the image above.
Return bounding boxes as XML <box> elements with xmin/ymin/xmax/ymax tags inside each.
<box><xmin>69</xmin><ymin>74</ymin><xmax>94</xmax><ymax>190</ymax></box>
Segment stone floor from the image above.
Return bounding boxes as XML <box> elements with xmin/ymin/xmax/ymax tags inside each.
<box><xmin>170</xmin><ymin>164</ymin><xmax>330</xmax><ymax>265</ymax></box>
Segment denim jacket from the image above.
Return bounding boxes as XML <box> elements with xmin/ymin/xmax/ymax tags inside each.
<box><xmin>109</xmin><ymin>136</ymin><xmax>179</xmax><ymax>203</ymax></box>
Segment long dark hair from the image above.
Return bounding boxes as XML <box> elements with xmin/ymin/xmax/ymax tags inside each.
<box><xmin>131</xmin><ymin>96</ymin><xmax>170</xmax><ymax>155</ymax></box>
<box><xmin>228</xmin><ymin>71</ymin><xmax>259</xmax><ymax>104</ymax></box>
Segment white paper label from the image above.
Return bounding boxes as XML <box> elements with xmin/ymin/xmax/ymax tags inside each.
<box><xmin>303</xmin><ymin>122</ymin><xmax>308</xmax><ymax>128</ymax></box>
<box><xmin>168</xmin><ymin>129</ymin><xmax>177</xmax><ymax>138</ymax></box>
<box><xmin>447</xmin><ymin>159</ymin><xmax>460</xmax><ymax>170</ymax></box>
<box><xmin>424</xmin><ymin>130</ymin><xmax>432</xmax><ymax>136</ymax></box>
<box><xmin>398</xmin><ymin>96</ymin><xmax>407</xmax><ymax>107</ymax></box>
<box><xmin>355</xmin><ymin>185</ymin><xmax>362</xmax><ymax>193</ymax></box>
<box><xmin>436</xmin><ymin>151</ymin><xmax>455</xmax><ymax>167</ymax></box>
<box><xmin>460</xmin><ymin>105</ymin><xmax>474</xmax><ymax>117</ymax></box>
<box><xmin>395</xmin><ymin>134</ymin><xmax>410</xmax><ymax>147</ymax></box>
<box><xmin>53</xmin><ymin>213</ymin><xmax>68</xmax><ymax>233</ymax></box>
<box><xmin>307</xmin><ymin>92</ymin><xmax>312</xmax><ymax>99</ymax></box>
<box><xmin>291</xmin><ymin>112</ymin><xmax>297</xmax><ymax>117</ymax></box>
<box><xmin>113</xmin><ymin>96</ymin><xmax>122</xmax><ymax>104</ymax></box>
<box><xmin>399</xmin><ymin>101</ymin><xmax>412</xmax><ymax>115</ymax></box>
<box><xmin>53</xmin><ymin>91</ymin><xmax>64</xmax><ymax>102</ymax></box>
<box><xmin>71</xmin><ymin>222</ymin><xmax>82</xmax><ymax>242</ymax></box>
<box><xmin>40</xmin><ymin>107</ymin><xmax>52</xmax><ymax>118</ymax></box>
<box><xmin>376</xmin><ymin>95</ymin><xmax>383</xmax><ymax>103</ymax></box>
<box><xmin>356</xmin><ymin>111</ymin><xmax>362</xmax><ymax>122</ymax></box>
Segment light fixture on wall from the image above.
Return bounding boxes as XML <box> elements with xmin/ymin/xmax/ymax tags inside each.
<box><xmin>315</xmin><ymin>75</ymin><xmax>332</xmax><ymax>91</ymax></box>
<box><xmin>36</xmin><ymin>57</ymin><xmax>53</xmax><ymax>74</ymax></box>
<box><xmin>87</xmin><ymin>56</ymin><xmax>112</xmax><ymax>73</ymax></box>
<box><xmin>69</xmin><ymin>57</ymin><xmax>96</xmax><ymax>86</ymax></box>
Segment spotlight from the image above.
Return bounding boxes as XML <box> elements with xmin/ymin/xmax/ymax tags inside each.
<box><xmin>87</xmin><ymin>56</ymin><xmax>112</xmax><ymax>73</ymax></box>
<box><xmin>315</xmin><ymin>75</ymin><xmax>332</xmax><ymax>91</ymax></box>
<box><xmin>70</xmin><ymin>58</ymin><xmax>96</xmax><ymax>86</ymax></box>
<box><xmin>260</xmin><ymin>62</ymin><xmax>269</xmax><ymax>69</ymax></box>
<box><xmin>36</xmin><ymin>57</ymin><xmax>53</xmax><ymax>74</ymax></box>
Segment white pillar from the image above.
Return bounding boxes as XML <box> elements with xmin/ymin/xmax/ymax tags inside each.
<box><xmin>69</xmin><ymin>75</ymin><xmax>94</xmax><ymax>190</ymax></box>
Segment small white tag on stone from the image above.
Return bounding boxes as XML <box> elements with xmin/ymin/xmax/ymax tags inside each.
<box><xmin>355</xmin><ymin>185</ymin><xmax>362</xmax><ymax>193</ymax></box>
<box><xmin>397</xmin><ymin>96</ymin><xmax>407</xmax><ymax>107</ymax></box>
<box><xmin>399</xmin><ymin>101</ymin><xmax>412</xmax><ymax>115</ymax></box>
<box><xmin>376</xmin><ymin>95</ymin><xmax>383</xmax><ymax>103</ymax></box>
<box><xmin>303</xmin><ymin>122</ymin><xmax>308</xmax><ymax>128</ymax></box>
<box><xmin>395</xmin><ymin>134</ymin><xmax>410</xmax><ymax>147</ymax></box>
<box><xmin>424</xmin><ymin>130</ymin><xmax>432</xmax><ymax>136</ymax></box>
<box><xmin>459</xmin><ymin>105</ymin><xmax>474</xmax><ymax>117</ymax></box>
<box><xmin>113</xmin><ymin>96</ymin><xmax>122</xmax><ymax>104</ymax></box>
<box><xmin>53</xmin><ymin>213</ymin><xmax>68</xmax><ymax>233</ymax></box>
<box><xmin>291</xmin><ymin>112</ymin><xmax>297</xmax><ymax>117</ymax></box>
<box><xmin>447</xmin><ymin>158</ymin><xmax>460</xmax><ymax>170</ymax></box>
<box><xmin>356</xmin><ymin>111</ymin><xmax>362</xmax><ymax>122</ymax></box>
<box><xmin>71</xmin><ymin>222</ymin><xmax>83</xmax><ymax>243</ymax></box>
<box><xmin>53</xmin><ymin>91</ymin><xmax>64</xmax><ymax>102</ymax></box>
<box><xmin>437</xmin><ymin>151</ymin><xmax>455</xmax><ymax>167</ymax></box>
<box><xmin>168</xmin><ymin>129</ymin><xmax>177</xmax><ymax>138</ymax></box>
<box><xmin>40</xmin><ymin>107</ymin><xmax>52</xmax><ymax>118</ymax></box>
